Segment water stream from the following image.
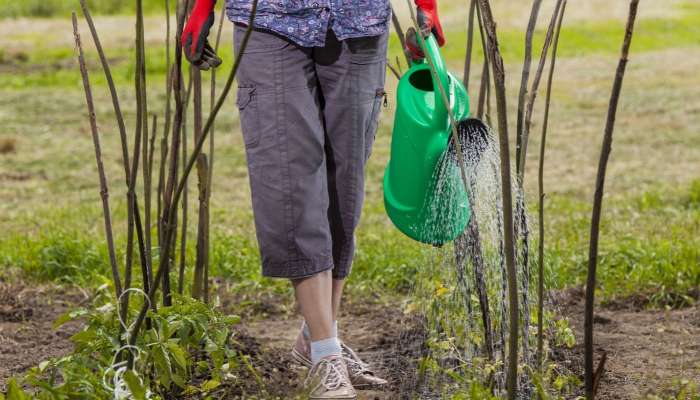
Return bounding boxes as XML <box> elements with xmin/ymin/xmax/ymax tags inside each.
<box><xmin>396</xmin><ymin>122</ymin><xmax>535</xmax><ymax>398</ymax></box>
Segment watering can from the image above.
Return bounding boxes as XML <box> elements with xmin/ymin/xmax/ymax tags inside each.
<box><xmin>383</xmin><ymin>34</ymin><xmax>485</xmax><ymax>245</ymax></box>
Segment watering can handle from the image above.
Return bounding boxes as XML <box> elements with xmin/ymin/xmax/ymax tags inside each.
<box><xmin>412</xmin><ymin>33</ymin><xmax>451</xmax><ymax>124</ymax></box>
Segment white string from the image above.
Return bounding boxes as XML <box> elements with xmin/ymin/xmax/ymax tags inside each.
<box><xmin>102</xmin><ymin>345</ymin><xmax>143</xmax><ymax>400</ymax></box>
<box><xmin>101</xmin><ymin>288</ymin><xmax>153</xmax><ymax>399</ymax></box>
<box><xmin>117</xmin><ymin>287</ymin><xmax>152</xmax><ymax>337</ymax></box>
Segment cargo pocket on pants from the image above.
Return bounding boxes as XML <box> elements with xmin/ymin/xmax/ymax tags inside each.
<box><xmin>236</xmin><ymin>86</ymin><xmax>261</xmax><ymax>148</ymax></box>
<box><xmin>364</xmin><ymin>88</ymin><xmax>386</xmax><ymax>162</ymax></box>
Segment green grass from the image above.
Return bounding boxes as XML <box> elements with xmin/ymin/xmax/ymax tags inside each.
<box><xmin>544</xmin><ymin>180</ymin><xmax>700</xmax><ymax>306</ymax></box>
<box><xmin>3</xmin><ymin>179</ymin><xmax>697</xmax><ymax>307</ymax></box>
<box><xmin>3</xmin><ymin>2</ymin><xmax>700</xmax><ymax>89</ymax></box>
<box><xmin>0</xmin><ymin>0</ymin><xmax>167</xmax><ymax>18</ymax></box>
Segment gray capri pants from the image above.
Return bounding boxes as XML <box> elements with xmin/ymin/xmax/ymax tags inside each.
<box><xmin>233</xmin><ymin>25</ymin><xmax>388</xmax><ymax>280</ymax></box>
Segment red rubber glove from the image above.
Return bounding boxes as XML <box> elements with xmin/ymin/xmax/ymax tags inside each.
<box><xmin>406</xmin><ymin>0</ymin><xmax>446</xmax><ymax>60</ymax></box>
<box><xmin>182</xmin><ymin>0</ymin><xmax>222</xmax><ymax>70</ymax></box>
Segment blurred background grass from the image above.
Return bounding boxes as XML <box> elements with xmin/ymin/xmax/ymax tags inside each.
<box><xmin>0</xmin><ymin>0</ymin><xmax>166</xmax><ymax>18</ymax></box>
<box><xmin>1</xmin><ymin>0</ymin><xmax>698</xmax><ymax>310</ymax></box>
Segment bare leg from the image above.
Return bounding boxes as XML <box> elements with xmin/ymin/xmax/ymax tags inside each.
<box><xmin>331</xmin><ymin>278</ymin><xmax>345</xmax><ymax>322</ymax></box>
<box><xmin>292</xmin><ymin>270</ymin><xmax>334</xmax><ymax>341</ymax></box>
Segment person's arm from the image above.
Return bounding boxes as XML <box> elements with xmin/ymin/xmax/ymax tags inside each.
<box><xmin>406</xmin><ymin>0</ymin><xmax>446</xmax><ymax>60</ymax></box>
<box><xmin>181</xmin><ymin>0</ymin><xmax>222</xmax><ymax>70</ymax></box>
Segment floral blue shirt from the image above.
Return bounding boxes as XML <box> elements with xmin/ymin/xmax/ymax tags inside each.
<box><xmin>225</xmin><ymin>0</ymin><xmax>391</xmax><ymax>47</ymax></box>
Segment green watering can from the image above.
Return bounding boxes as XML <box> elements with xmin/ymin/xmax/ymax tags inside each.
<box><xmin>383</xmin><ymin>34</ymin><xmax>484</xmax><ymax>245</ymax></box>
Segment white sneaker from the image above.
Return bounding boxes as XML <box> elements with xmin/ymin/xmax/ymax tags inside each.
<box><xmin>304</xmin><ymin>355</ymin><xmax>357</xmax><ymax>400</ymax></box>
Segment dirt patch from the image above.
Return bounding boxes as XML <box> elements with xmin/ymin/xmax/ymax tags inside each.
<box><xmin>0</xmin><ymin>282</ymin><xmax>85</xmax><ymax>387</ymax></box>
<box><xmin>554</xmin><ymin>288</ymin><xmax>700</xmax><ymax>399</ymax></box>
<box><xmin>4</xmin><ymin>279</ymin><xmax>697</xmax><ymax>398</ymax></box>
<box><xmin>224</xmin><ymin>297</ymin><xmax>425</xmax><ymax>400</ymax></box>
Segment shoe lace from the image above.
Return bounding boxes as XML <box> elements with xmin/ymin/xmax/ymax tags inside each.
<box><xmin>305</xmin><ymin>358</ymin><xmax>349</xmax><ymax>391</ymax></box>
<box><xmin>341</xmin><ymin>345</ymin><xmax>371</xmax><ymax>376</ymax></box>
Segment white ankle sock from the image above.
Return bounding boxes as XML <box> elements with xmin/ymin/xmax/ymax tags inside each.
<box><xmin>310</xmin><ymin>337</ymin><xmax>342</xmax><ymax>365</ymax></box>
<box><xmin>302</xmin><ymin>320</ymin><xmax>338</xmax><ymax>340</ymax></box>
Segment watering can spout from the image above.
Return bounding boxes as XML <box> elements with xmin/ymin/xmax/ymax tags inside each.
<box><xmin>383</xmin><ymin>33</ymin><xmax>472</xmax><ymax>245</ymax></box>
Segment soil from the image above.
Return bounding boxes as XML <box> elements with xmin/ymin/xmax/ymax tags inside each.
<box><xmin>553</xmin><ymin>288</ymin><xmax>700</xmax><ymax>399</ymax></box>
<box><xmin>2</xmin><ymin>281</ymin><xmax>699</xmax><ymax>399</ymax></box>
<box><xmin>215</xmin><ymin>296</ymin><xmax>427</xmax><ymax>400</ymax></box>
<box><xmin>0</xmin><ymin>282</ymin><xmax>85</xmax><ymax>386</ymax></box>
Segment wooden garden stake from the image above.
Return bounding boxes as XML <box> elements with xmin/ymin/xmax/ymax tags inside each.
<box><xmin>475</xmin><ymin>1</ymin><xmax>519</xmax><ymax>397</ymax></box>
<box><xmin>537</xmin><ymin>0</ymin><xmax>567</xmax><ymax>369</ymax></box>
<box><xmin>516</xmin><ymin>0</ymin><xmax>543</xmax><ymax>180</ymax></box>
<box><xmin>585</xmin><ymin>1</ymin><xmax>640</xmax><ymax>397</ymax></box>
<box><xmin>202</xmin><ymin>6</ymin><xmax>226</xmax><ymax>304</ymax></box>
<box><xmin>463</xmin><ymin>0</ymin><xmax>476</xmax><ymax>90</ymax></box>
<box><xmin>520</xmin><ymin>0</ymin><xmax>565</xmax><ymax>178</ymax></box>
<box><xmin>475</xmin><ymin>3</ymin><xmax>489</xmax><ymax>121</ymax></box>
<box><xmin>128</xmin><ymin>0</ymin><xmax>260</xmax><ymax>354</ymax></box>
<box><xmin>159</xmin><ymin>0</ymin><xmax>174</xmax><ymax>247</ymax></box>
<box><xmin>390</xmin><ymin>2</ymin><xmax>410</xmax><ymax>68</ymax></box>
<box><xmin>79</xmin><ymin>0</ymin><xmax>152</xmax><ymax>317</ymax></box>
<box><xmin>72</xmin><ymin>12</ymin><xmax>122</xmax><ymax>304</ymax></box>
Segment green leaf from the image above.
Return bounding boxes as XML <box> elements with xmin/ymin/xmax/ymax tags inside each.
<box><xmin>70</xmin><ymin>329</ymin><xmax>97</xmax><ymax>346</ymax></box>
<box><xmin>201</xmin><ymin>379</ymin><xmax>220</xmax><ymax>392</ymax></box>
<box><xmin>170</xmin><ymin>370</ymin><xmax>186</xmax><ymax>389</ymax></box>
<box><xmin>153</xmin><ymin>345</ymin><xmax>172</xmax><ymax>388</ymax></box>
<box><xmin>166</xmin><ymin>341</ymin><xmax>188</xmax><ymax>371</ymax></box>
<box><xmin>123</xmin><ymin>370</ymin><xmax>147</xmax><ymax>400</ymax></box>
<box><xmin>223</xmin><ymin>315</ymin><xmax>241</xmax><ymax>325</ymax></box>
<box><xmin>5</xmin><ymin>379</ymin><xmax>29</xmax><ymax>400</ymax></box>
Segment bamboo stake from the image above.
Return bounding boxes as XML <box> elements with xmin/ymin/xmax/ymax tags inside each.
<box><xmin>139</xmin><ymin>0</ymin><xmax>153</xmax><ymax>285</ymax></box>
<box><xmin>194</xmin><ymin>155</ymin><xmax>209</xmax><ymax>300</ymax></box>
<box><xmin>159</xmin><ymin>0</ymin><xmax>173</xmax><ymax>247</ymax></box>
<box><xmin>122</xmin><ymin>0</ymin><xmax>148</xmax><ymax>319</ymax></box>
<box><xmin>520</xmin><ymin>0</ymin><xmax>565</xmax><ymax>178</ymax></box>
<box><xmin>161</xmin><ymin>0</ymin><xmax>190</xmax><ymax>307</ymax></box>
<box><xmin>146</xmin><ymin>115</ymin><xmax>158</xmax><ymax>289</ymax></box>
<box><xmin>387</xmin><ymin>62</ymin><xmax>402</xmax><ymax>81</ymax></box>
<box><xmin>79</xmin><ymin>1</ymin><xmax>152</xmax><ymax>315</ymax></box>
<box><xmin>465</xmin><ymin>214</ymin><xmax>494</xmax><ymax>360</ymax></box>
<box><xmin>475</xmin><ymin>1</ymin><xmax>519</xmax><ymax>398</ymax></box>
<box><xmin>516</xmin><ymin>0</ymin><xmax>564</xmax><ymax>371</ymax></box>
<box><xmin>128</xmin><ymin>0</ymin><xmax>260</xmax><ymax>354</ymax></box>
<box><xmin>537</xmin><ymin>0</ymin><xmax>566</xmax><ymax>369</ymax></box>
<box><xmin>72</xmin><ymin>12</ymin><xmax>122</xmax><ymax>302</ymax></box>
<box><xmin>177</xmin><ymin>71</ymin><xmax>191</xmax><ymax>296</ymax></box>
<box><xmin>585</xmin><ymin>1</ymin><xmax>639</xmax><ymax>397</ymax></box>
<box><xmin>516</xmin><ymin>0</ymin><xmax>543</xmax><ymax>181</ymax></box>
<box><xmin>463</xmin><ymin>0</ymin><xmax>477</xmax><ymax>90</ymax></box>
<box><xmin>475</xmin><ymin>3</ymin><xmax>489</xmax><ymax>120</ymax></box>
<box><xmin>203</xmin><ymin>6</ymin><xmax>225</xmax><ymax>304</ymax></box>
<box><xmin>390</xmin><ymin>2</ymin><xmax>411</xmax><ymax>68</ymax></box>
<box><xmin>191</xmin><ymin>29</ymin><xmax>210</xmax><ymax>300</ymax></box>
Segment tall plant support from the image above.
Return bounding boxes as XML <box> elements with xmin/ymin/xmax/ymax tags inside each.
<box><xmin>585</xmin><ymin>1</ymin><xmax>640</xmax><ymax>398</ymax></box>
<box><xmin>463</xmin><ymin>0</ymin><xmax>477</xmax><ymax>90</ymax></box>
<box><xmin>475</xmin><ymin>1</ymin><xmax>519</xmax><ymax>398</ymax></box>
<box><xmin>537</xmin><ymin>0</ymin><xmax>567</xmax><ymax>368</ymax></box>
<box><xmin>72</xmin><ymin>12</ymin><xmax>122</xmax><ymax>306</ymax></box>
<box><xmin>127</xmin><ymin>0</ymin><xmax>260</xmax><ymax>356</ymax></box>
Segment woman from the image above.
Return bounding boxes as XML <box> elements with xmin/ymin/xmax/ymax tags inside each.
<box><xmin>182</xmin><ymin>1</ymin><xmax>445</xmax><ymax>398</ymax></box>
